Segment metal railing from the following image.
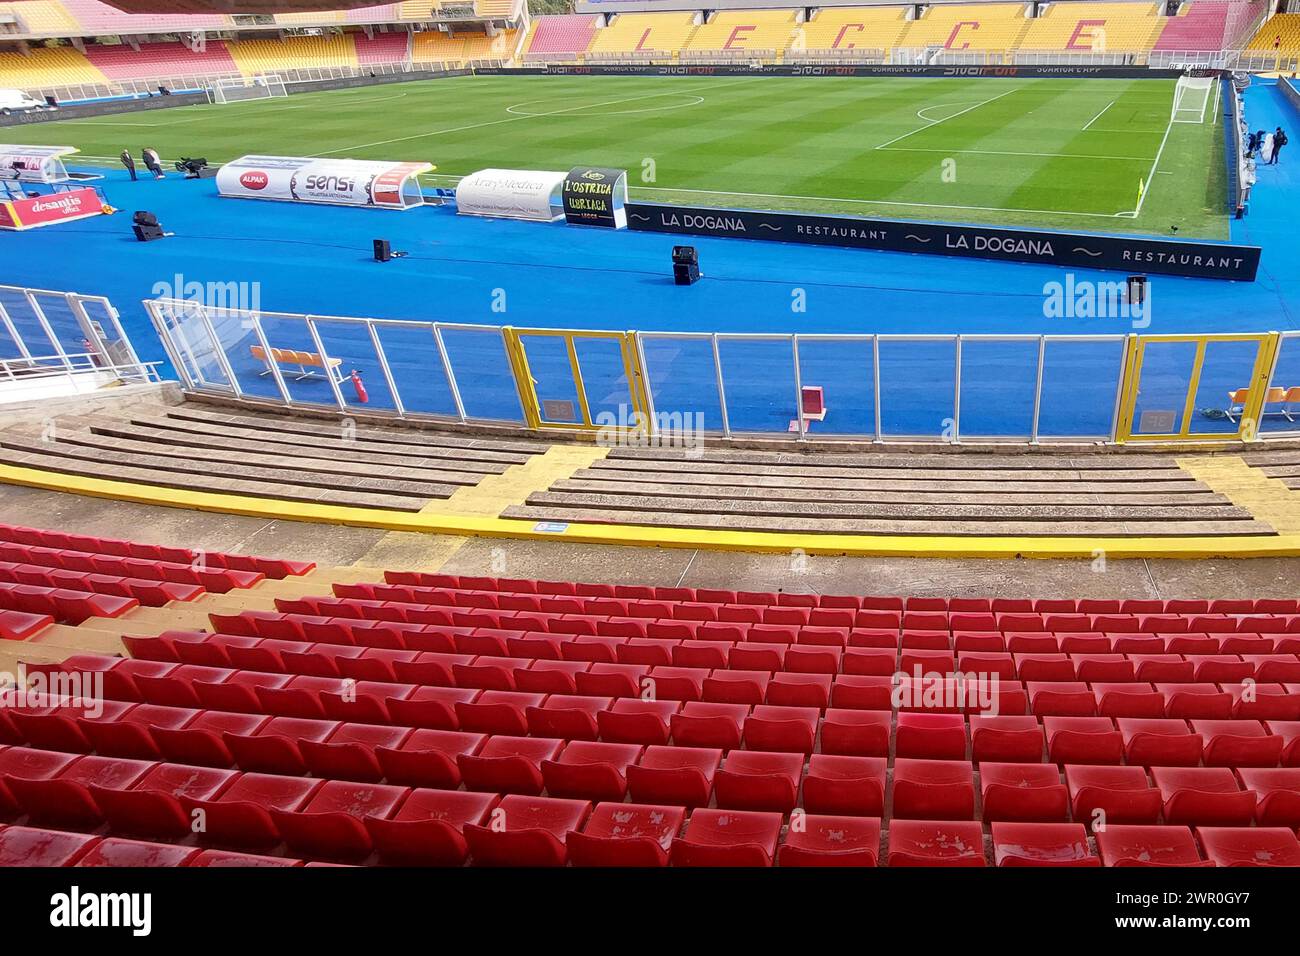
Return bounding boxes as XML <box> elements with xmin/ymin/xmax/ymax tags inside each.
<box><xmin>0</xmin><ymin>285</ymin><xmax>159</xmax><ymax>386</ymax></box>
<box><xmin>142</xmin><ymin>297</ymin><xmax>1300</xmax><ymax>445</ymax></box>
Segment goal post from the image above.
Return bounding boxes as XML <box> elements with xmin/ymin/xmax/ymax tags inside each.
<box><xmin>207</xmin><ymin>74</ymin><xmax>288</xmax><ymax>105</ymax></box>
<box><xmin>1172</xmin><ymin>74</ymin><xmax>1213</xmax><ymax>124</ymax></box>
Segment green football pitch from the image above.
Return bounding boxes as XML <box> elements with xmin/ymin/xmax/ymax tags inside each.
<box><xmin>8</xmin><ymin>72</ymin><xmax>1228</xmax><ymax>237</ymax></box>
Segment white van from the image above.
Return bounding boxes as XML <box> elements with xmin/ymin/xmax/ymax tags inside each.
<box><xmin>0</xmin><ymin>88</ymin><xmax>47</xmax><ymax>113</ymax></box>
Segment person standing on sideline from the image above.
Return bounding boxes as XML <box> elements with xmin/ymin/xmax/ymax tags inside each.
<box><xmin>1271</xmin><ymin>127</ymin><xmax>1288</xmax><ymax>165</ymax></box>
<box><xmin>142</xmin><ymin>147</ymin><xmax>163</xmax><ymax>179</ymax></box>
<box><xmin>119</xmin><ymin>149</ymin><xmax>136</xmax><ymax>181</ymax></box>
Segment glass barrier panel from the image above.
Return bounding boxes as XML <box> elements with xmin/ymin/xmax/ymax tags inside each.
<box><xmin>795</xmin><ymin>337</ymin><xmax>874</xmax><ymax>436</ymax></box>
<box><xmin>640</xmin><ymin>336</ymin><xmax>724</xmax><ymax>434</ymax></box>
<box><xmin>1263</xmin><ymin>335</ymin><xmax>1300</xmax><ymax>434</ymax></box>
<box><xmin>246</xmin><ymin>311</ymin><xmax>336</xmax><ymax>407</ymax></box>
<box><xmin>716</xmin><ymin>338</ymin><xmax>797</xmax><ymax>434</ymax></box>
<box><xmin>959</xmin><ymin>338</ymin><xmax>1038</xmax><ymax>438</ymax></box>
<box><xmin>372</xmin><ymin>323</ymin><xmax>459</xmax><ymax>418</ymax></box>
<box><xmin>1189</xmin><ymin>339</ymin><xmax>1264</xmax><ymax>436</ymax></box>
<box><xmin>312</xmin><ymin>319</ymin><xmax>396</xmax><ymax>412</ymax></box>
<box><xmin>438</xmin><ymin>327</ymin><xmax>524</xmax><ymax>423</ymax></box>
<box><xmin>519</xmin><ymin>333</ymin><xmax>583</xmax><ymax>425</ymax></box>
<box><xmin>1037</xmin><ymin>338</ymin><xmax>1125</xmax><ymax>438</ymax></box>
<box><xmin>1130</xmin><ymin>340</ymin><xmax>1197</xmax><ymax>437</ymax></box>
<box><xmin>878</xmin><ymin>338</ymin><xmax>956</xmax><ymax>438</ymax></box>
<box><xmin>573</xmin><ymin>336</ymin><xmax>635</xmax><ymax>428</ymax></box>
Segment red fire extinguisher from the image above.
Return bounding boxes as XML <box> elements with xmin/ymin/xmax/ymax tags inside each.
<box><xmin>350</xmin><ymin>369</ymin><xmax>369</xmax><ymax>404</ymax></box>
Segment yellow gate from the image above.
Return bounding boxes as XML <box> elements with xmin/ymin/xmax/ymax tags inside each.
<box><xmin>502</xmin><ymin>328</ymin><xmax>650</xmax><ymax>436</ymax></box>
<box><xmin>1116</xmin><ymin>333</ymin><xmax>1280</xmax><ymax>442</ymax></box>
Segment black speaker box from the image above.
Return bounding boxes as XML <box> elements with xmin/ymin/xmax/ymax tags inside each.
<box><xmin>133</xmin><ymin>223</ymin><xmax>164</xmax><ymax>242</ymax></box>
<box><xmin>373</xmin><ymin>238</ymin><xmax>392</xmax><ymax>262</ymax></box>
<box><xmin>673</xmin><ymin>262</ymin><xmax>700</xmax><ymax>286</ymax></box>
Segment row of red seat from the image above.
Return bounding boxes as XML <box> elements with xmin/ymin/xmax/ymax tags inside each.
<box><xmin>381</xmin><ymin>571</ymin><xmax>1300</xmax><ymax>616</ymax></box>
<box><xmin>0</xmin><ymin>610</ymin><xmax>54</xmax><ymax>641</ymax></box>
<box><xmin>14</xmin><ymin>667</ymin><xmax>1300</xmax><ymax>775</ymax></box>
<box><xmin>0</xmin><ymin>562</ymin><xmax>203</xmax><ymax>608</ymax></box>
<box><xmin>3</xmin><ymin>745</ymin><xmax>1299</xmax><ymax>866</ymax></box>
<box><xmin>329</xmin><ymin>584</ymin><xmax>1300</xmax><ymax>636</ymax></box>
<box><xmin>0</xmin><ymin>542</ymin><xmax>265</xmax><ymax>593</ymax></box>
<box><xmin>0</xmin><ymin>524</ymin><xmax>314</xmax><ymax>580</ymax></box>
<box><xmin>0</xmin><ymin>583</ymin><xmax>137</xmax><ymax>625</ymax></box>
<box><xmin>32</xmin><ymin>653</ymin><xmax>1300</xmax><ymax>735</ymax></box>
<box><xmin>212</xmin><ymin>605</ymin><xmax>1300</xmax><ymax>659</ymax></box>
<box><xmin>0</xmin><ymin>827</ymin><xmax>318</xmax><ymax>868</ymax></box>
<box><xmin>130</xmin><ymin>625</ymin><xmax>1300</xmax><ymax>689</ymax></box>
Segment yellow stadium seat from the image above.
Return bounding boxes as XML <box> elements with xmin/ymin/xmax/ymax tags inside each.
<box><xmin>1018</xmin><ymin>2</ymin><xmax>1165</xmax><ymax>53</ymax></box>
<box><xmin>0</xmin><ymin>1</ymin><xmax>78</xmax><ymax>35</ymax></box>
<box><xmin>413</xmin><ymin>29</ymin><xmax>517</xmax><ymax>65</ymax></box>
<box><xmin>897</xmin><ymin>3</ymin><xmax>1030</xmax><ymax>52</ymax></box>
<box><xmin>685</xmin><ymin>9</ymin><xmax>799</xmax><ymax>53</ymax></box>
<box><xmin>589</xmin><ymin>12</ymin><xmax>699</xmax><ymax>54</ymax></box>
<box><xmin>792</xmin><ymin>6</ymin><xmax>912</xmax><ymax>54</ymax></box>
<box><xmin>1245</xmin><ymin>13</ymin><xmax>1300</xmax><ymax>55</ymax></box>
<box><xmin>0</xmin><ymin>46</ymin><xmax>108</xmax><ymax>89</ymax></box>
<box><xmin>227</xmin><ymin>34</ymin><xmax>360</xmax><ymax>75</ymax></box>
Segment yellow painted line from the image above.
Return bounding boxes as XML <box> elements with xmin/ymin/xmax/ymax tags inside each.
<box><xmin>430</xmin><ymin>444</ymin><xmax>609</xmax><ymax>517</ymax></box>
<box><xmin>1178</xmin><ymin>455</ymin><xmax>1300</xmax><ymax>535</ymax></box>
<box><xmin>2</xmin><ymin>462</ymin><xmax>1299</xmax><ymax>559</ymax></box>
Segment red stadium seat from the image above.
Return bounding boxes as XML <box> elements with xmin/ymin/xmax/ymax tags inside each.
<box><xmin>1192</xmin><ymin>719</ymin><xmax>1285</xmax><ymax>767</ymax></box>
<box><xmin>992</xmin><ymin>821</ymin><xmax>1098</xmax><ymax>866</ymax></box>
<box><xmin>1095</xmin><ymin>825</ymin><xmax>1208</xmax><ymax>867</ymax></box>
<box><xmin>892</xmin><ymin>758</ymin><xmax>975</xmax><ymax>820</ymax></box>
<box><xmin>566</xmin><ymin>801</ymin><xmax>687</xmax><ymax>867</ymax></box>
<box><xmin>626</xmin><ymin>746</ymin><xmax>721</xmax><ymax>808</ymax></box>
<box><xmin>1235</xmin><ymin>767</ymin><xmax>1300</xmax><ymax>826</ymax></box>
<box><xmin>458</xmin><ymin>735</ymin><xmax>563</xmax><ymax>796</ymax></box>
<box><xmin>970</xmin><ymin>715</ymin><xmax>1044</xmax><ymax>763</ymax></box>
<box><xmin>1044</xmin><ymin>716</ymin><xmax>1123</xmax><ymax>764</ymax></box>
<box><xmin>801</xmin><ymin>754</ymin><xmax>886</xmax><ymax>816</ymax></box>
<box><xmin>180</xmin><ymin>773</ymin><xmax>321</xmax><ymax>849</ymax></box>
<box><xmin>596</xmin><ymin>699</ymin><xmax>678</xmax><ymax>745</ymax></box>
<box><xmin>0</xmin><ymin>824</ymin><xmax>99</xmax><ymax>866</ymax></box>
<box><xmin>670</xmin><ymin>808</ymin><xmax>783</xmax><ymax>867</ymax></box>
<box><xmin>1066</xmin><ymin>764</ymin><xmax>1162</xmax><ymax>825</ymax></box>
<box><xmin>670</xmin><ymin>701</ymin><xmax>748</xmax><ymax>749</ymax></box>
<box><xmin>75</xmin><ymin>837</ymin><xmax>200</xmax><ymax>867</ymax></box>
<box><xmin>271</xmin><ymin>780</ymin><xmax>408</xmax><ymax>862</ymax></box>
<box><xmin>374</xmin><ymin>728</ymin><xmax>485</xmax><ymax>789</ymax></box>
<box><xmin>714</xmin><ymin>750</ymin><xmax>803</xmax><ymax>812</ymax></box>
<box><xmin>742</xmin><ymin>705</ymin><xmax>819</xmax><ymax>753</ymax></box>
<box><xmin>819</xmin><ymin>708</ymin><xmax>891</xmax><ymax>756</ymax></box>
<box><xmin>778</xmin><ymin>814</ymin><xmax>881</xmax><ymax>866</ymax></box>
<box><xmin>887</xmin><ymin>819</ymin><xmax>985</xmax><ymax>866</ymax></box>
<box><xmin>895</xmin><ymin>712</ymin><xmax>968</xmax><ymax>759</ymax></box>
<box><xmin>1118</xmin><ymin>717</ymin><xmax>1204</xmax><ymax>767</ymax></box>
<box><xmin>980</xmin><ymin>763</ymin><xmax>1068</xmax><ymax>822</ymax></box>
<box><xmin>540</xmin><ymin>740</ymin><xmax>642</xmax><ymax>802</ymax></box>
<box><xmin>365</xmin><ymin>789</ymin><xmax>498</xmax><ymax>866</ymax></box>
<box><xmin>1196</xmin><ymin>827</ymin><xmax>1300</xmax><ymax>867</ymax></box>
<box><xmin>1152</xmin><ymin>767</ymin><xmax>1257</xmax><ymax>826</ymax></box>
<box><xmin>464</xmin><ymin>795</ymin><xmax>591</xmax><ymax>867</ymax></box>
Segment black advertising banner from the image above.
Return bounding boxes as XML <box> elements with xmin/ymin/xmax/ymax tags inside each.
<box><xmin>562</xmin><ymin>167</ymin><xmax>628</xmax><ymax>228</ymax></box>
<box><xmin>475</xmin><ymin>65</ymin><xmax>1186</xmax><ymax>80</ymax></box>
<box><xmin>625</xmin><ymin>202</ymin><xmax>1261</xmax><ymax>281</ymax></box>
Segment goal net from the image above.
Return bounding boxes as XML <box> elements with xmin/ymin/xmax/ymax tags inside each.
<box><xmin>1172</xmin><ymin>74</ymin><xmax>1214</xmax><ymax>124</ymax></box>
<box><xmin>208</xmin><ymin>75</ymin><xmax>288</xmax><ymax>104</ymax></box>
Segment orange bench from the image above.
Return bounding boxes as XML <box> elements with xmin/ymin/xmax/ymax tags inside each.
<box><xmin>250</xmin><ymin>344</ymin><xmax>344</xmax><ymax>385</ymax></box>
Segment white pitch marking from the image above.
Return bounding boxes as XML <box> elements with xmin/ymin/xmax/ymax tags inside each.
<box><xmin>874</xmin><ymin>87</ymin><xmax>1020</xmax><ymax>150</ymax></box>
<box><xmin>878</xmin><ymin>146</ymin><xmax>1154</xmax><ymax>161</ymax></box>
<box><xmin>1131</xmin><ymin>111</ymin><xmax>1176</xmax><ymax>217</ymax></box>
<box><xmin>1082</xmin><ymin>99</ymin><xmax>1116</xmax><ymax>131</ymax></box>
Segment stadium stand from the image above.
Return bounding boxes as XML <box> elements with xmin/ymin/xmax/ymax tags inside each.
<box><xmin>1153</xmin><ymin>0</ymin><xmax>1235</xmax><ymax>52</ymax></box>
<box><xmin>1018</xmin><ymin>1</ymin><xmax>1166</xmax><ymax>52</ymax></box>
<box><xmin>0</xmin><ymin>45</ymin><xmax>106</xmax><ymax>89</ymax></box>
<box><xmin>227</xmin><ymin>34</ymin><xmax>360</xmax><ymax>74</ymax></box>
<box><xmin>353</xmin><ymin>31</ymin><xmax>411</xmax><ymax>65</ymax></box>
<box><xmin>523</xmin><ymin>13</ymin><xmax>599</xmax><ymax>57</ymax></box>
<box><xmin>411</xmin><ymin>27</ymin><xmax>517</xmax><ymax>64</ymax></box>
<box><xmin>58</xmin><ymin>0</ymin><xmax>225</xmax><ymax>33</ymax></box>
<box><xmin>83</xmin><ymin>40</ymin><xmax>239</xmax><ymax>81</ymax></box>
<box><xmin>896</xmin><ymin>2</ymin><xmax>1030</xmax><ymax>52</ymax></box>
<box><xmin>586</xmin><ymin>11</ymin><xmax>699</xmax><ymax>55</ymax></box>
<box><xmin>793</xmin><ymin>5</ymin><xmax>910</xmax><ymax>53</ymax></box>
<box><xmin>0</xmin><ymin>0</ymin><xmax>79</xmax><ymax>35</ymax></box>
<box><xmin>1245</xmin><ymin>12</ymin><xmax>1300</xmax><ymax>54</ymax></box>
<box><xmin>2</xmin><ymin>538</ymin><xmax>1300</xmax><ymax>867</ymax></box>
<box><xmin>684</xmin><ymin>9</ymin><xmax>799</xmax><ymax>54</ymax></box>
